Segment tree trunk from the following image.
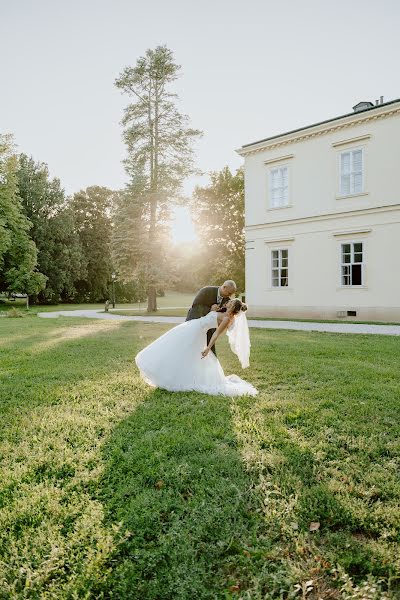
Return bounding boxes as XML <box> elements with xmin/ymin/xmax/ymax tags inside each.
<box><xmin>147</xmin><ymin>286</ymin><xmax>157</xmax><ymax>312</ymax></box>
<box><xmin>147</xmin><ymin>80</ymin><xmax>158</xmax><ymax>313</ymax></box>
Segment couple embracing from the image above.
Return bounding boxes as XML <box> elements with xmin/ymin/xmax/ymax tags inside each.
<box><xmin>135</xmin><ymin>281</ymin><xmax>257</xmax><ymax>397</ymax></box>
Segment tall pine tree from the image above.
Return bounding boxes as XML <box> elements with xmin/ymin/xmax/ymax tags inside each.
<box><xmin>115</xmin><ymin>45</ymin><xmax>202</xmax><ymax>311</ymax></box>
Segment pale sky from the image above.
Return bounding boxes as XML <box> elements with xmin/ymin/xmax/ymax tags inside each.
<box><xmin>1</xmin><ymin>0</ymin><xmax>399</xmax><ymax>241</ymax></box>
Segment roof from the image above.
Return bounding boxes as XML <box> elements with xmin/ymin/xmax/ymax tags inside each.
<box><xmin>241</xmin><ymin>97</ymin><xmax>400</xmax><ymax>150</ymax></box>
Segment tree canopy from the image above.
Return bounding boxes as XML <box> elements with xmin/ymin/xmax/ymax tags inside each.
<box><xmin>17</xmin><ymin>154</ymin><xmax>85</xmax><ymax>302</ymax></box>
<box><xmin>191</xmin><ymin>166</ymin><xmax>245</xmax><ymax>292</ymax></box>
<box><xmin>0</xmin><ymin>136</ymin><xmax>46</xmax><ymax>298</ymax></box>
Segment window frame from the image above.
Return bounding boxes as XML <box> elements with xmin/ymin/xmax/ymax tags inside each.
<box><xmin>340</xmin><ymin>240</ymin><xmax>364</xmax><ymax>287</ymax></box>
<box><xmin>271</xmin><ymin>247</ymin><xmax>289</xmax><ymax>288</ymax></box>
<box><xmin>268</xmin><ymin>164</ymin><xmax>290</xmax><ymax>209</ymax></box>
<box><xmin>338</xmin><ymin>147</ymin><xmax>364</xmax><ymax>197</ymax></box>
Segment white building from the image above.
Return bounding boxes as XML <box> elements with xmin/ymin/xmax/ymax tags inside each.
<box><xmin>237</xmin><ymin>97</ymin><xmax>400</xmax><ymax>322</ymax></box>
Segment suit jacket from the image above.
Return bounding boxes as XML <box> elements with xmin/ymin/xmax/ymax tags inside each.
<box><xmin>186</xmin><ymin>286</ymin><xmax>230</xmax><ymax>322</ymax></box>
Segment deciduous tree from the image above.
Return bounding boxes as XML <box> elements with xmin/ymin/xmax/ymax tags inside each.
<box><xmin>192</xmin><ymin>167</ymin><xmax>245</xmax><ymax>292</ymax></box>
<box><xmin>17</xmin><ymin>154</ymin><xmax>85</xmax><ymax>303</ymax></box>
<box><xmin>70</xmin><ymin>186</ymin><xmax>114</xmax><ymax>302</ymax></box>
<box><xmin>0</xmin><ymin>136</ymin><xmax>46</xmax><ymax>299</ymax></box>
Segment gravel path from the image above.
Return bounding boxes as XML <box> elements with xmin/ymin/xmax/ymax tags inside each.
<box><xmin>38</xmin><ymin>309</ymin><xmax>400</xmax><ymax>336</ymax></box>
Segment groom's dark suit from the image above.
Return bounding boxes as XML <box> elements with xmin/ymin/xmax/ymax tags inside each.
<box><xmin>186</xmin><ymin>286</ymin><xmax>230</xmax><ymax>356</ymax></box>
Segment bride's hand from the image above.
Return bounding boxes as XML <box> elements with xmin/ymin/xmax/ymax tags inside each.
<box><xmin>210</xmin><ymin>304</ymin><xmax>219</xmax><ymax>311</ymax></box>
<box><xmin>201</xmin><ymin>348</ymin><xmax>210</xmax><ymax>358</ymax></box>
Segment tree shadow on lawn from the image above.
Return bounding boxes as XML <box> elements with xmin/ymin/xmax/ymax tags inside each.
<box><xmin>97</xmin><ymin>387</ymin><xmax>286</xmax><ymax>600</ymax></box>
<box><xmin>272</xmin><ymin>439</ymin><xmax>399</xmax><ymax>583</ymax></box>
<box><xmin>2</xmin><ymin>322</ymin><xmax>398</xmax><ymax>597</ymax></box>
<box><xmin>93</xmin><ymin>331</ymin><xmax>400</xmax><ymax>599</ymax></box>
<box><xmin>232</xmin><ymin>406</ymin><xmax>400</xmax><ymax>595</ymax></box>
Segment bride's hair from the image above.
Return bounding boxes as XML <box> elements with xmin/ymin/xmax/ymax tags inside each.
<box><xmin>231</xmin><ymin>299</ymin><xmax>248</xmax><ymax>315</ymax></box>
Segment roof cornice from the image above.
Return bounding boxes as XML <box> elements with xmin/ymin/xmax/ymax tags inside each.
<box><xmin>236</xmin><ymin>100</ymin><xmax>400</xmax><ymax>157</ymax></box>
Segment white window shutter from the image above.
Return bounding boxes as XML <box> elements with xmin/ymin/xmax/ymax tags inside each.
<box><xmin>340</xmin><ymin>152</ymin><xmax>350</xmax><ymax>195</ymax></box>
<box><xmin>341</xmin><ymin>152</ymin><xmax>350</xmax><ymax>172</ymax></box>
<box><xmin>340</xmin><ymin>149</ymin><xmax>363</xmax><ymax>195</ymax></box>
<box><xmin>269</xmin><ymin>165</ymin><xmax>289</xmax><ymax>208</ymax></box>
<box><xmin>281</xmin><ymin>167</ymin><xmax>288</xmax><ymax>205</ymax></box>
<box><xmin>352</xmin><ymin>150</ymin><xmax>362</xmax><ymax>171</ymax></box>
<box><xmin>352</xmin><ymin>150</ymin><xmax>363</xmax><ymax>193</ymax></box>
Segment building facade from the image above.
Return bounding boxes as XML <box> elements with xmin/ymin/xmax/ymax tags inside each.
<box><xmin>237</xmin><ymin>98</ymin><xmax>400</xmax><ymax>321</ymax></box>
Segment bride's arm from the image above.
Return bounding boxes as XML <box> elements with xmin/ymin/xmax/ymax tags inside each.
<box><xmin>201</xmin><ymin>316</ymin><xmax>230</xmax><ymax>358</ymax></box>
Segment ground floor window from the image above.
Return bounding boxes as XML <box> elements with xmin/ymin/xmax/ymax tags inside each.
<box><xmin>271</xmin><ymin>248</ymin><xmax>288</xmax><ymax>287</ymax></box>
<box><xmin>341</xmin><ymin>242</ymin><xmax>363</xmax><ymax>286</ymax></box>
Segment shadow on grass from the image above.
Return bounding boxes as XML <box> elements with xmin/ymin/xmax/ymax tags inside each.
<box><xmin>279</xmin><ymin>440</ymin><xmax>393</xmax><ymax>567</ymax></box>
<box><xmin>97</xmin><ymin>388</ymin><xmax>282</xmax><ymax>600</ymax></box>
<box><xmin>2</xmin><ymin>321</ymin><xmax>399</xmax><ymax>598</ymax></box>
<box><xmin>94</xmin><ymin>330</ymin><xmax>400</xmax><ymax>598</ymax></box>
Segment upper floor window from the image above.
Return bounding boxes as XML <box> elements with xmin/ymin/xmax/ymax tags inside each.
<box><xmin>341</xmin><ymin>242</ymin><xmax>363</xmax><ymax>286</ymax></box>
<box><xmin>269</xmin><ymin>166</ymin><xmax>289</xmax><ymax>208</ymax></box>
<box><xmin>339</xmin><ymin>148</ymin><xmax>363</xmax><ymax>196</ymax></box>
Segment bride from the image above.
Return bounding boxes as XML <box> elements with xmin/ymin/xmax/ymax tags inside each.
<box><xmin>135</xmin><ymin>299</ymin><xmax>258</xmax><ymax>396</ymax></box>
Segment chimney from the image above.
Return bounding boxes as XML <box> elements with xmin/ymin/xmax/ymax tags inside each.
<box><xmin>380</xmin><ymin>95</ymin><xmax>384</xmax><ymax>104</ymax></box>
<box><xmin>375</xmin><ymin>99</ymin><xmax>379</xmax><ymax>105</ymax></box>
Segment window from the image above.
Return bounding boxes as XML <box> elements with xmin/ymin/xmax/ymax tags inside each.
<box><xmin>269</xmin><ymin>166</ymin><xmax>289</xmax><ymax>208</ymax></box>
<box><xmin>271</xmin><ymin>249</ymin><xmax>289</xmax><ymax>287</ymax></box>
<box><xmin>341</xmin><ymin>242</ymin><xmax>363</xmax><ymax>286</ymax></box>
<box><xmin>339</xmin><ymin>149</ymin><xmax>363</xmax><ymax>196</ymax></box>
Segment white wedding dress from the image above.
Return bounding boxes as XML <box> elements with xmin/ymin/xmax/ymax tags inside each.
<box><xmin>135</xmin><ymin>311</ymin><xmax>257</xmax><ymax>396</ymax></box>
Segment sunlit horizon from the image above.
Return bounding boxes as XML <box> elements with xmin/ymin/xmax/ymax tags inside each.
<box><xmin>170</xmin><ymin>206</ymin><xmax>199</xmax><ymax>245</ymax></box>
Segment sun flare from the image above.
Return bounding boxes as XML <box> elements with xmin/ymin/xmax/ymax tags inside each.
<box><xmin>171</xmin><ymin>206</ymin><xmax>198</xmax><ymax>245</ymax></box>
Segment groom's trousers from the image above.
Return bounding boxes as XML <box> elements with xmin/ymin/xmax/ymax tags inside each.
<box><xmin>186</xmin><ymin>307</ymin><xmax>217</xmax><ymax>356</ymax></box>
<box><xmin>207</xmin><ymin>328</ymin><xmax>217</xmax><ymax>356</ymax></box>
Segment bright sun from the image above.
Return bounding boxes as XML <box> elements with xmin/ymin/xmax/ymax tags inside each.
<box><xmin>171</xmin><ymin>206</ymin><xmax>198</xmax><ymax>244</ymax></box>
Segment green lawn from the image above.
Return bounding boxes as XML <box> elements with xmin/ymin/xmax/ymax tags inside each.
<box><xmin>0</xmin><ymin>317</ymin><xmax>399</xmax><ymax>599</ymax></box>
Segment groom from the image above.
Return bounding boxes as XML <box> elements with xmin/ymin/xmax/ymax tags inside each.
<box><xmin>186</xmin><ymin>280</ymin><xmax>237</xmax><ymax>355</ymax></box>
